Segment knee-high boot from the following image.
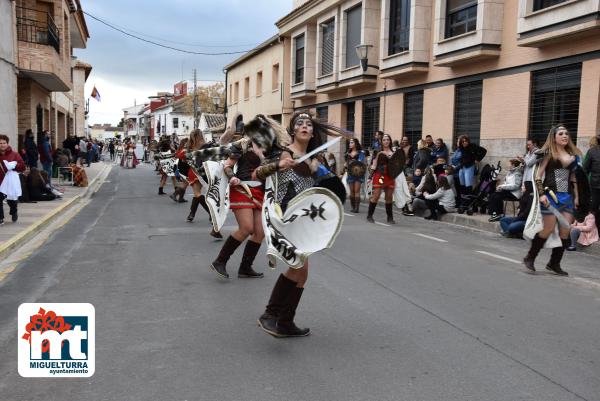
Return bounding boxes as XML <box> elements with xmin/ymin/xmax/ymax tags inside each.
<box><xmin>523</xmin><ymin>234</ymin><xmax>546</xmax><ymax>272</ymax></box>
<box><xmin>210</xmin><ymin>235</ymin><xmax>242</xmax><ymax>279</ymax></box>
<box><xmin>238</xmin><ymin>240</ymin><xmax>264</xmax><ymax>278</ymax></box>
<box><xmin>385</xmin><ymin>203</ymin><xmax>395</xmax><ymax>224</ymax></box>
<box><xmin>187</xmin><ymin>197</ymin><xmax>200</xmax><ymax>222</ymax></box>
<box><xmin>367</xmin><ymin>202</ymin><xmax>377</xmax><ymax>223</ymax></box>
<box><xmin>354</xmin><ymin>196</ymin><xmax>360</xmax><ymax>213</ymax></box>
<box><xmin>198</xmin><ymin>195</ymin><xmax>210</xmax><ymax>214</ymax></box>
<box><xmin>276</xmin><ymin>286</ymin><xmax>310</xmax><ymax>337</ymax></box>
<box><xmin>258</xmin><ymin>274</ymin><xmax>297</xmax><ymax>336</ymax></box>
<box><xmin>546</xmin><ymin>238</ymin><xmax>569</xmax><ymax>276</ymax></box>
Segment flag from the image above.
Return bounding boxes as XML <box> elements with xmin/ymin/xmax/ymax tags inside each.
<box><xmin>91</xmin><ymin>86</ymin><xmax>101</xmax><ymax>102</ymax></box>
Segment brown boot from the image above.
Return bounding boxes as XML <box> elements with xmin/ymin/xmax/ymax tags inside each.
<box><xmin>523</xmin><ymin>234</ymin><xmax>546</xmax><ymax>273</ymax></box>
<box><xmin>238</xmin><ymin>240</ymin><xmax>264</xmax><ymax>278</ymax></box>
<box><xmin>210</xmin><ymin>236</ymin><xmax>242</xmax><ymax>279</ymax></box>
<box><xmin>367</xmin><ymin>202</ymin><xmax>377</xmax><ymax>223</ymax></box>
<box><xmin>258</xmin><ymin>274</ymin><xmax>297</xmax><ymax>336</ymax></box>
<box><xmin>275</xmin><ymin>286</ymin><xmax>310</xmax><ymax>337</ymax></box>
<box><xmin>385</xmin><ymin>203</ymin><xmax>395</xmax><ymax>224</ymax></box>
<box><xmin>546</xmin><ymin>238</ymin><xmax>569</xmax><ymax>276</ymax></box>
<box><xmin>187</xmin><ymin>197</ymin><xmax>200</xmax><ymax>222</ymax></box>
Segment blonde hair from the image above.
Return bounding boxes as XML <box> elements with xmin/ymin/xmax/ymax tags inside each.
<box><xmin>187</xmin><ymin>129</ymin><xmax>205</xmax><ymax>151</ymax></box>
<box><xmin>589</xmin><ymin>135</ymin><xmax>599</xmax><ymax>148</ymax></box>
<box><xmin>540</xmin><ymin>125</ymin><xmax>582</xmax><ymax>159</ymax></box>
<box><xmin>417</xmin><ymin>139</ymin><xmax>426</xmax><ymax>150</ymax></box>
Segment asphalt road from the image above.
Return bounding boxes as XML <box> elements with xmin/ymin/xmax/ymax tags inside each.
<box><xmin>1</xmin><ymin>163</ymin><xmax>599</xmax><ymax>401</ymax></box>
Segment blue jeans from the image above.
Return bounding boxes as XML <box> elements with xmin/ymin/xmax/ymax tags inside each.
<box><xmin>500</xmin><ymin>216</ymin><xmax>525</xmax><ymax>235</ymax></box>
<box><xmin>85</xmin><ymin>151</ymin><xmax>91</xmax><ymax>166</ymax></box>
<box><xmin>459</xmin><ymin>165</ymin><xmax>475</xmax><ymax>187</ymax></box>
<box><xmin>42</xmin><ymin>162</ymin><xmax>52</xmax><ymax>185</ymax></box>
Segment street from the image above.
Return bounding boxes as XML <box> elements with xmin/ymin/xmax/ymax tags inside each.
<box><xmin>1</xmin><ymin>163</ymin><xmax>599</xmax><ymax>401</ymax></box>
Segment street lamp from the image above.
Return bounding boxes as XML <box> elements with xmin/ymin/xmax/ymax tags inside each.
<box><xmin>74</xmin><ymin>103</ymin><xmax>79</xmax><ymax>138</ymax></box>
<box><xmin>212</xmin><ymin>95</ymin><xmax>221</xmax><ymax>111</ymax></box>
<box><xmin>355</xmin><ymin>44</ymin><xmax>379</xmax><ymax>72</ymax></box>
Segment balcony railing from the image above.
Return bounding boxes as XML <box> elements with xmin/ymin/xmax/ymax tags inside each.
<box><xmin>16</xmin><ymin>6</ymin><xmax>60</xmax><ymax>54</ymax></box>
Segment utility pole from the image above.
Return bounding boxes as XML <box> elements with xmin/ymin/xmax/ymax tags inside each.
<box><xmin>193</xmin><ymin>69</ymin><xmax>198</xmax><ymax>130</ymax></box>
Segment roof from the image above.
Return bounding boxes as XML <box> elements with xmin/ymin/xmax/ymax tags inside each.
<box><xmin>74</xmin><ymin>60</ymin><xmax>92</xmax><ymax>80</ymax></box>
<box><xmin>276</xmin><ymin>0</ymin><xmax>321</xmax><ymax>29</ymax></box>
<box><xmin>202</xmin><ymin>113</ymin><xmax>226</xmax><ymax>131</ymax></box>
<box><xmin>224</xmin><ymin>35</ymin><xmax>280</xmax><ymax>71</ymax></box>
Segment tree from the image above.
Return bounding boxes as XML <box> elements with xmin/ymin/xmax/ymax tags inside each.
<box><xmin>182</xmin><ymin>82</ymin><xmax>225</xmax><ymax>115</ymax></box>
<box><xmin>117</xmin><ymin>118</ymin><xmax>125</xmax><ymax>128</ymax></box>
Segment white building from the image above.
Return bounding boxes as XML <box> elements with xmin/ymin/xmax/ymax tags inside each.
<box><xmin>0</xmin><ymin>0</ymin><xmax>17</xmax><ymax>144</ymax></box>
<box><xmin>152</xmin><ymin>98</ymin><xmax>193</xmax><ymax>140</ymax></box>
<box><xmin>123</xmin><ymin>104</ymin><xmax>146</xmax><ymax>142</ymax></box>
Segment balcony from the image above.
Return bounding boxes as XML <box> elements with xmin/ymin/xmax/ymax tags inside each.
<box><xmin>16</xmin><ymin>6</ymin><xmax>60</xmax><ymax>54</ymax></box>
<box><xmin>16</xmin><ymin>6</ymin><xmax>71</xmax><ymax>92</ymax></box>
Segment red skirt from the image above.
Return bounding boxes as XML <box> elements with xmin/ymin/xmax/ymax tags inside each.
<box><xmin>230</xmin><ymin>186</ymin><xmax>264</xmax><ymax>209</ymax></box>
<box><xmin>187</xmin><ymin>169</ymin><xmax>199</xmax><ymax>185</ymax></box>
<box><xmin>372</xmin><ymin>171</ymin><xmax>395</xmax><ymax>189</ymax></box>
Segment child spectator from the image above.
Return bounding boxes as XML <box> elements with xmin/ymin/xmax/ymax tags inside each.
<box><xmin>568</xmin><ymin>212</ymin><xmax>598</xmax><ymax>251</ymax></box>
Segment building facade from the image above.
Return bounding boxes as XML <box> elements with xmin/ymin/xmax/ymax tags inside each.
<box><xmin>224</xmin><ymin>36</ymin><xmax>288</xmax><ymax>126</ymax></box>
<box><xmin>13</xmin><ymin>0</ymin><xmax>89</xmax><ymax>150</ymax></box>
<box><xmin>0</xmin><ymin>0</ymin><xmax>18</xmax><ymax>145</ymax></box>
<box><xmin>275</xmin><ymin>0</ymin><xmax>600</xmax><ymax>162</ymax></box>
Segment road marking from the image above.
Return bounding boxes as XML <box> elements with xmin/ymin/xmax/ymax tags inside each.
<box><xmin>344</xmin><ymin>213</ymin><xmax>355</xmax><ymax>217</ymax></box>
<box><xmin>476</xmin><ymin>251</ymin><xmax>521</xmax><ymax>264</ymax></box>
<box><xmin>413</xmin><ymin>233</ymin><xmax>447</xmax><ymax>243</ymax></box>
<box><xmin>375</xmin><ymin>222</ymin><xmax>390</xmax><ymax>227</ymax></box>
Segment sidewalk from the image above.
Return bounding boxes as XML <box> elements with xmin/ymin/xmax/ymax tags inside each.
<box><xmin>0</xmin><ymin>161</ymin><xmax>112</xmax><ymax>258</ymax></box>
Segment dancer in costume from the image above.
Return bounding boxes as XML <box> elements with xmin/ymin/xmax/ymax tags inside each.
<box><xmin>209</xmin><ymin>128</ymin><xmax>267</xmax><ymax>279</ymax></box>
<box><xmin>254</xmin><ymin>111</ymin><xmax>347</xmax><ymax>338</ymax></box>
<box><xmin>171</xmin><ymin>138</ymin><xmax>189</xmax><ymax>203</ymax></box>
<box><xmin>523</xmin><ymin>124</ymin><xmax>589</xmax><ymax>276</ymax></box>
<box><xmin>157</xmin><ymin>135</ymin><xmax>177</xmax><ymax>195</ymax></box>
<box><xmin>366</xmin><ymin>133</ymin><xmax>405</xmax><ymax>224</ymax></box>
<box><xmin>343</xmin><ymin>138</ymin><xmax>366</xmax><ymax>213</ymax></box>
<box><xmin>121</xmin><ymin>140</ymin><xmax>139</xmax><ymax>169</ymax></box>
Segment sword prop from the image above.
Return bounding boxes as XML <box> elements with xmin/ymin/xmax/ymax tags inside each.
<box><xmin>544</xmin><ymin>188</ymin><xmax>571</xmax><ymax>229</ymax></box>
<box><xmin>295</xmin><ymin>137</ymin><xmax>341</xmax><ymax>164</ymax></box>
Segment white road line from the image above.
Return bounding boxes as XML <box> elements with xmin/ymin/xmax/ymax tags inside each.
<box><xmin>412</xmin><ymin>233</ymin><xmax>447</xmax><ymax>243</ymax></box>
<box><xmin>344</xmin><ymin>213</ymin><xmax>355</xmax><ymax>217</ymax></box>
<box><xmin>476</xmin><ymin>251</ymin><xmax>521</xmax><ymax>264</ymax></box>
<box><xmin>375</xmin><ymin>222</ymin><xmax>391</xmax><ymax>227</ymax></box>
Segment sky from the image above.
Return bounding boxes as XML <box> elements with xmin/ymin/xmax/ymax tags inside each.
<box><xmin>75</xmin><ymin>0</ymin><xmax>292</xmax><ymax>126</ymax></box>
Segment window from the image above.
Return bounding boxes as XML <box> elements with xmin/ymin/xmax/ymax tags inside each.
<box><xmin>445</xmin><ymin>0</ymin><xmax>477</xmax><ymax>39</ymax></box>
<box><xmin>294</xmin><ymin>34</ymin><xmax>305</xmax><ymax>84</ymax></box>
<box><xmin>256</xmin><ymin>71</ymin><xmax>263</xmax><ymax>96</ymax></box>
<box><xmin>454</xmin><ymin>81</ymin><xmax>483</xmax><ymax>145</ymax></box>
<box><xmin>533</xmin><ymin>0</ymin><xmax>568</xmax><ymax>11</ymax></box>
<box><xmin>316</xmin><ymin>106</ymin><xmax>329</xmax><ymax>123</ymax></box>
<box><xmin>403</xmin><ymin>91</ymin><xmax>423</xmax><ymax>147</ymax></box>
<box><xmin>529</xmin><ymin>63</ymin><xmax>581</xmax><ymax>145</ymax></box>
<box><xmin>234</xmin><ymin>82</ymin><xmax>239</xmax><ymax>103</ymax></box>
<box><xmin>389</xmin><ymin>0</ymin><xmax>411</xmax><ymax>55</ymax></box>
<box><xmin>228</xmin><ymin>84</ymin><xmax>232</xmax><ymax>104</ymax></box>
<box><xmin>321</xmin><ymin>19</ymin><xmax>335</xmax><ymax>76</ymax></box>
<box><xmin>362</xmin><ymin>98</ymin><xmax>380</xmax><ymax>148</ymax></box>
<box><xmin>345</xmin><ymin>102</ymin><xmax>355</xmax><ymax>133</ymax></box>
<box><xmin>244</xmin><ymin>77</ymin><xmax>250</xmax><ymax>100</ymax></box>
<box><xmin>173</xmin><ymin>118</ymin><xmax>179</xmax><ymax>129</ymax></box>
<box><xmin>272</xmin><ymin>63</ymin><xmax>279</xmax><ymax>90</ymax></box>
<box><xmin>345</xmin><ymin>5</ymin><xmax>362</xmax><ymax>68</ymax></box>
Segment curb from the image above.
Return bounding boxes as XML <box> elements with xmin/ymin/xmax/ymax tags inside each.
<box><xmin>0</xmin><ymin>163</ymin><xmax>112</xmax><ymax>259</ymax></box>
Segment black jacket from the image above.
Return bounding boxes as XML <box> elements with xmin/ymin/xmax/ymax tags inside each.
<box><xmin>460</xmin><ymin>144</ymin><xmax>487</xmax><ymax>168</ymax></box>
<box><xmin>413</xmin><ymin>148</ymin><xmax>432</xmax><ymax>171</ymax></box>
<box><xmin>584</xmin><ymin>146</ymin><xmax>600</xmax><ymax>189</ymax></box>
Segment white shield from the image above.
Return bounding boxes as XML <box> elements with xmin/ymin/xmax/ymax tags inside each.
<box><xmin>262</xmin><ymin>177</ymin><xmax>344</xmax><ymax>269</ymax></box>
<box><xmin>159</xmin><ymin>157</ymin><xmax>178</xmax><ymax>177</ymax></box>
<box><xmin>203</xmin><ymin>160</ymin><xmax>230</xmax><ymax>232</ymax></box>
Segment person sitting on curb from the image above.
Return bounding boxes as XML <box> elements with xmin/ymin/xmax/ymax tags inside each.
<box><xmin>0</xmin><ymin>134</ymin><xmax>26</xmax><ymax>225</ymax></box>
<box><xmin>499</xmin><ymin>191</ymin><xmax>533</xmax><ymax>238</ymax></box>
<box><xmin>489</xmin><ymin>159</ymin><xmax>523</xmax><ymax>222</ymax></box>
<box><xmin>27</xmin><ymin>168</ymin><xmax>58</xmax><ymax>201</ymax></box>
<box><xmin>568</xmin><ymin>212</ymin><xmax>598</xmax><ymax>251</ymax></box>
<box><xmin>423</xmin><ymin>175</ymin><xmax>456</xmax><ymax>220</ymax></box>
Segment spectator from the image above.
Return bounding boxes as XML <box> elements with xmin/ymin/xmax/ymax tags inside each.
<box><xmin>0</xmin><ymin>134</ymin><xmax>26</xmax><ymax>224</ymax></box>
<box><xmin>412</xmin><ymin>167</ymin><xmax>423</xmax><ymax>187</ymax></box>
<box><xmin>451</xmin><ymin>137</ymin><xmax>463</xmax><ymax>204</ymax></box>
<box><xmin>327</xmin><ymin>153</ymin><xmax>337</xmax><ymax>175</ymax></box>
<box><xmin>456</xmin><ymin>134</ymin><xmax>487</xmax><ymax>199</ymax></box>
<box><xmin>413</xmin><ymin>139</ymin><xmax>432</xmax><ymax>171</ymax></box>
<box><xmin>412</xmin><ymin>167</ymin><xmax>436</xmax><ymax>215</ymax></box>
<box><xmin>433</xmin><ymin>157</ymin><xmax>447</xmax><ymax>177</ymax></box>
<box><xmin>499</xmin><ymin>192</ymin><xmax>533</xmax><ymax>238</ymax></box>
<box><xmin>62</xmin><ymin>134</ymin><xmax>79</xmax><ymax>162</ymax></box>
<box><xmin>26</xmin><ymin>167</ymin><xmax>57</xmax><ymax>201</ymax></box>
<box><xmin>518</xmin><ymin>138</ymin><xmax>539</xmax><ymax>195</ymax></box>
<box><xmin>567</xmin><ymin>212</ymin><xmax>598</xmax><ymax>251</ymax></box>
<box><xmin>86</xmin><ymin>140</ymin><xmax>92</xmax><ymax>167</ymax></box>
<box><xmin>489</xmin><ymin>159</ymin><xmax>523</xmax><ymax>221</ymax></box>
<box><xmin>583</xmin><ymin>135</ymin><xmax>600</xmax><ymax>231</ymax></box>
<box><xmin>39</xmin><ymin>130</ymin><xmax>53</xmax><ymax>185</ymax></box>
<box><xmin>425</xmin><ymin>134</ymin><xmax>434</xmax><ymax>150</ymax></box>
<box><xmin>79</xmin><ymin>137</ymin><xmax>87</xmax><ymax>164</ymax></box>
<box><xmin>24</xmin><ymin>129</ymin><xmax>39</xmax><ymax>168</ymax></box>
<box><xmin>424</xmin><ymin>175</ymin><xmax>456</xmax><ymax>220</ymax></box>
<box><xmin>399</xmin><ymin>136</ymin><xmax>414</xmax><ymax>174</ymax></box>
<box><xmin>431</xmin><ymin>138</ymin><xmax>449</xmax><ymax>165</ymax></box>
<box><xmin>371</xmin><ymin>131</ymin><xmax>383</xmax><ymax>152</ymax></box>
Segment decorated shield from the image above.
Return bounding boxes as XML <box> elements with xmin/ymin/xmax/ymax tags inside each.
<box><xmin>348</xmin><ymin>160</ymin><xmax>366</xmax><ymax>178</ymax></box>
<box><xmin>159</xmin><ymin>157</ymin><xmax>178</xmax><ymax>176</ymax></box>
<box><xmin>203</xmin><ymin>160</ymin><xmax>230</xmax><ymax>232</ymax></box>
<box><xmin>261</xmin><ymin>177</ymin><xmax>343</xmax><ymax>269</ymax></box>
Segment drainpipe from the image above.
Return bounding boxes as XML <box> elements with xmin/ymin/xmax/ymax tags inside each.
<box><xmin>222</xmin><ymin>67</ymin><xmax>228</xmax><ymax>124</ymax></box>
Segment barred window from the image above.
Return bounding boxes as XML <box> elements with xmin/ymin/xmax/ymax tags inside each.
<box><xmin>529</xmin><ymin>63</ymin><xmax>581</xmax><ymax>145</ymax></box>
<box><xmin>294</xmin><ymin>34</ymin><xmax>305</xmax><ymax>85</ymax></box>
<box><xmin>316</xmin><ymin>106</ymin><xmax>329</xmax><ymax>123</ymax></box>
<box><xmin>454</xmin><ymin>81</ymin><xmax>482</xmax><ymax>145</ymax></box>
<box><xmin>345</xmin><ymin>5</ymin><xmax>362</xmax><ymax>68</ymax></box>
<box><xmin>321</xmin><ymin>19</ymin><xmax>335</xmax><ymax>76</ymax></box>
<box><xmin>389</xmin><ymin>0</ymin><xmax>410</xmax><ymax>55</ymax></box>
<box><xmin>362</xmin><ymin>98</ymin><xmax>380</xmax><ymax>148</ymax></box>
<box><xmin>446</xmin><ymin>0</ymin><xmax>477</xmax><ymax>39</ymax></box>
<box><xmin>403</xmin><ymin>91</ymin><xmax>423</xmax><ymax>147</ymax></box>
<box><xmin>345</xmin><ymin>102</ymin><xmax>355</xmax><ymax>133</ymax></box>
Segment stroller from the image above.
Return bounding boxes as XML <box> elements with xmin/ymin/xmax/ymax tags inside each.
<box><xmin>457</xmin><ymin>161</ymin><xmax>502</xmax><ymax>215</ymax></box>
